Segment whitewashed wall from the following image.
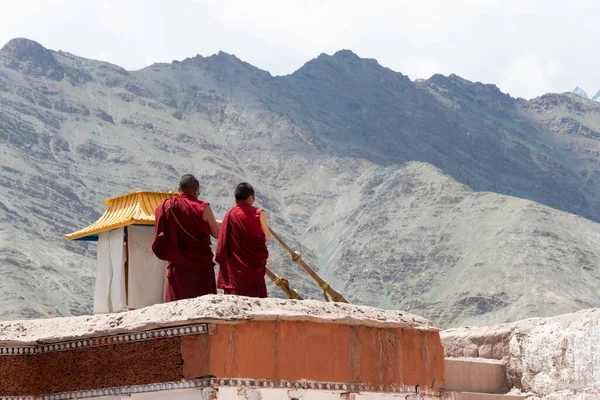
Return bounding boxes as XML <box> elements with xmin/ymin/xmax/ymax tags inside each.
<box><xmin>82</xmin><ymin>387</ymin><xmax>437</xmax><ymax>400</ymax></box>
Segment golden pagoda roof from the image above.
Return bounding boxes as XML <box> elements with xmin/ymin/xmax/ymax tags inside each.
<box><xmin>65</xmin><ymin>191</ymin><xmax>176</xmax><ymax>241</ymax></box>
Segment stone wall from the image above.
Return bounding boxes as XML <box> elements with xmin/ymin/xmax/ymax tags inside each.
<box><xmin>441</xmin><ymin>308</ymin><xmax>600</xmax><ymax>399</ymax></box>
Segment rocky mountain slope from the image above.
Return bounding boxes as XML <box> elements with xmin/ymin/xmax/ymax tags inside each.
<box><xmin>1</xmin><ymin>38</ymin><xmax>600</xmax><ymax>328</ymax></box>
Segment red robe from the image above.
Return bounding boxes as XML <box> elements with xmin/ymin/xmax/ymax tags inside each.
<box><xmin>216</xmin><ymin>202</ymin><xmax>269</xmax><ymax>298</ymax></box>
<box><xmin>154</xmin><ymin>192</ymin><xmax>216</xmax><ymax>302</ymax></box>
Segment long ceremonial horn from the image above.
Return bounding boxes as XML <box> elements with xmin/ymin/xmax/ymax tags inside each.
<box><xmin>216</xmin><ymin>220</ymin><xmax>303</xmax><ymax>300</ymax></box>
<box><xmin>268</xmin><ymin>228</ymin><xmax>348</xmax><ymax>303</ymax></box>
<box><xmin>265</xmin><ymin>268</ymin><xmax>302</xmax><ymax>300</ymax></box>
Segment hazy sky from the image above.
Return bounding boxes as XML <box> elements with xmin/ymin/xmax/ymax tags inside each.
<box><xmin>1</xmin><ymin>0</ymin><xmax>598</xmax><ymax>99</ymax></box>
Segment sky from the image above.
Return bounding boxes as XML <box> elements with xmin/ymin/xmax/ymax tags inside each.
<box><xmin>0</xmin><ymin>0</ymin><xmax>598</xmax><ymax>99</ymax></box>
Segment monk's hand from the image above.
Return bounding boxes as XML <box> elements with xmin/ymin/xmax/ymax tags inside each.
<box><xmin>291</xmin><ymin>251</ymin><xmax>302</xmax><ymax>262</ymax></box>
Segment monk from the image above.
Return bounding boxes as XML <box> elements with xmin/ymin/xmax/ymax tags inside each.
<box><xmin>153</xmin><ymin>174</ymin><xmax>220</xmax><ymax>302</ymax></box>
<box><xmin>216</xmin><ymin>182</ymin><xmax>271</xmax><ymax>298</ymax></box>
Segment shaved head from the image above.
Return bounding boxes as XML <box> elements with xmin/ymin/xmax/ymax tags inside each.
<box><xmin>235</xmin><ymin>182</ymin><xmax>255</xmax><ymax>201</ymax></box>
<box><xmin>178</xmin><ymin>174</ymin><xmax>199</xmax><ymax>193</ymax></box>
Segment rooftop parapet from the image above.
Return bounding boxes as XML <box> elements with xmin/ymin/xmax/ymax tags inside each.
<box><xmin>0</xmin><ymin>296</ymin><xmax>444</xmax><ymax>399</ymax></box>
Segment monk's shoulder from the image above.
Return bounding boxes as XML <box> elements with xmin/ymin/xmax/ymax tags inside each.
<box><xmin>195</xmin><ymin>199</ymin><xmax>209</xmax><ymax>207</ymax></box>
<box><xmin>156</xmin><ymin>196</ymin><xmax>172</xmax><ymax>214</ymax></box>
<box><xmin>230</xmin><ymin>205</ymin><xmax>243</xmax><ymax>218</ymax></box>
<box><xmin>249</xmin><ymin>206</ymin><xmax>263</xmax><ymax>224</ymax></box>
<box><xmin>243</xmin><ymin>204</ymin><xmax>262</xmax><ymax>218</ymax></box>
<box><xmin>192</xmin><ymin>199</ymin><xmax>210</xmax><ymax>213</ymax></box>
<box><xmin>184</xmin><ymin>196</ymin><xmax>208</xmax><ymax>207</ymax></box>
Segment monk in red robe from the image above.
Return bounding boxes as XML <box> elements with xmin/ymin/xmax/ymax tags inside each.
<box><xmin>216</xmin><ymin>182</ymin><xmax>271</xmax><ymax>298</ymax></box>
<box><xmin>153</xmin><ymin>174</ymin><xmax>220</xmax><ymax>302</ymax></box>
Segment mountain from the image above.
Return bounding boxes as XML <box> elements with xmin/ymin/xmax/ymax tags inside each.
<box><xmin>572</xmin><ymin>86</ymin><xmax>588</xmax><ymax>99</ymax></box>
<box><xmin>571</xmin><ymin>86</ymin><xmax>600</xmax><ymax>103</ymax></box>
<box><xmin>1</xmin><ymin>38</ymin><xmax>600</xmax><ymax>328</ymax></box>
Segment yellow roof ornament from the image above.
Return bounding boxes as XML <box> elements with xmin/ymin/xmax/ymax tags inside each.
<box><xmin>65</xmin><ymin>191</ymin><xmax>176</xmax><ymax>241</ymax></box>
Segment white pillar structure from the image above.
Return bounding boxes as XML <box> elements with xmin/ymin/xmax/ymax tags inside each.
<box><xmin>94</xmin><ymin>227</ymin><xmax>127</xmax><ymax>313</ymax></box>
<box><xmin>127</xmin><ymin>225</ymin><xmax>168</xmax><ymax>309</ymax></box>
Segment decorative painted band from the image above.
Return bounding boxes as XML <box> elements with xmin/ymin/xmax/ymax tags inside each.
<box><xmin>0</xmin><ymin>377</ymin><xmax>420</xmax><ymax>400</ymax></box>
<box><xmin>0</xmin><ymin>324</ymin><xmax>208</xmax><ymax>355</ymax></box>
<box><xmin>212</xmin><ymin>378</ymin><xmax>416</xmax><ymax>393</ymax></box>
